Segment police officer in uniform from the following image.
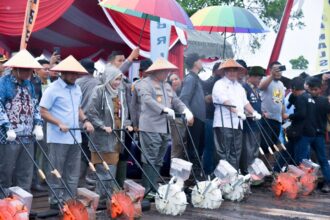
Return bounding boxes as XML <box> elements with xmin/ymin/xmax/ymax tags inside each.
<box><xmin>138</xmin><ymin>58</ymin><xmax>193</xmax><ymax>194</ymax></box>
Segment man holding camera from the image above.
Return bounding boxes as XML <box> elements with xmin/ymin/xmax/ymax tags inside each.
<box><xmin>259</xmin><ymin>61</ymin><xmax>287</xmax><ymax>155</ymax></box>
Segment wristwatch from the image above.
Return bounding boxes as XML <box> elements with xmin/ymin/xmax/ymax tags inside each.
<box><xmin>82</xmin><ymin>118</ymin><xmax>89</xmax><ymax>123</ymax></box>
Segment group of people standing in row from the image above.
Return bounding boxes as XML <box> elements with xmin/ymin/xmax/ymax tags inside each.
<box><xmin>0</xmin><ymin>47</ymin><xmax>330</xmax><ymax>211</ymax></box>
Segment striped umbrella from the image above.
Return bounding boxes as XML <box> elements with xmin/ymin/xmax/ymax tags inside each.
<box><xmin>99</xmin><ymin>0</ymin><xmax>193</xmax><ymax>30</ymax></box>
<box><xmin>191</xmin><ymin>5</ymin><xmax>269</xmax><ymax>33</ymax></box>
<box><xmin>191</xmin><ymin>6</ymin><xmax>269</xmax><ymax>58</ymax></box>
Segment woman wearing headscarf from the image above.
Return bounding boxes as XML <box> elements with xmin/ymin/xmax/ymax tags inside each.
<box><xmin>87</xmin><ymin>64</ymin><xmax>132</xmax><ymax>204</ymax></box>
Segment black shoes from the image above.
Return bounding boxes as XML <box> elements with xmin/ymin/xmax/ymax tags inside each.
<box><xmin>31</xmin><ymin>183</ymin><xmax>48</xmax><ymax>192</ymax></box>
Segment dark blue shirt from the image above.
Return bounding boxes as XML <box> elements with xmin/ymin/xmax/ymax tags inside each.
<box><xmin>203</xmin><ymin>75</ymin><xmax>221</xmax><ymax>120</ymax></box>
<box><xmin>243</xmin><ymin>82</ymin><xmax>262</xmax><ymax>131</ymax></box>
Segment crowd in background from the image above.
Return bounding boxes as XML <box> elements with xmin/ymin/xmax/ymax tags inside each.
<box><xmin>0</xmin><ymin>47</ymin><xmax>330</xmax><ymax>210</ymax></box>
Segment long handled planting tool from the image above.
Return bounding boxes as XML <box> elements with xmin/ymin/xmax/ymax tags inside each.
<box><xmin>32</xmin><ymin>135</ymin><xmax>90</xmax><ymax>219</ymax></box>
<box><xmin>112</xmin><ymin>128</ymin><xmax>187</xmax><ymax>216</ymax></box>
<box><xmin>117</xmin><ymin>128</ymin><xmax>167</xmax><ymax>186</ymax></box>
<box><xmin>179</xmin><ymin>114</ymin><xmax>207</xmax><ymax>180</ymax></box>
<box><xmin>253</xmin><ymin>121</ymin><xmax>301</xmax><ymax>199</ymax></box>
<box><xmin>255</xmin><ymin>120</ymin><xmax>293</xmax><ymax>169</ymax></box>
<box><xmin>260</xmin><ymin>118</ymin><xmax>298</xmax><ymax>167</ymax></box>
<box><xmin>14</xmin><ymin>135</ymin><xmax>88</xmax><ymax>220</ymax></box>
<box><xmin>244</xmin><ymin>118</ymin><xmax>275</xmax><ymax>181</ymax></box>
<box><xmin>172</xmin><ymin>114</ymin><xmax>222</xmax><ymax>209</ymax></box>
<box><xmin>68</xmin><ymin>129</ymin><xmax>117</xmax><ymax>219</ymax></box>
<box><xmin>257</xmin><ymin>119</ymin><xmax>318</xmax><ymax>196</ymax></box>
<box><xmin>79</xmin><ymin>128</ymin><xmax>139</xmax><ymax>219</ymax></box>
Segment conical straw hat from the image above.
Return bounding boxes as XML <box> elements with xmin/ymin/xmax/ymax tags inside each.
<box><xmin>3</xmin><ymin>49</ymin><xmax>42</xmax><ymax>69</ymax></box>
<box><xmin>218</xmin><ymin>59</ymin><xmax>246</xmax><ymax>75</ymax></box>
<box><xmin>51</xmin><ymin>55</ymin><xmax>88</xmax><ymax>74</ymax></box>
<box><xmin>145</xmin><ymin>58</ymin><xmax>178</xmax><ymax>73</ymax></box>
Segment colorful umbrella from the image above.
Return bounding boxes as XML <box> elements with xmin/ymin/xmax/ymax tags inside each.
<box><xmin>191</xmin><ymin>5</ymin><xmax>269</xmax><ymax>58</ymax></box>
<box><xmin>99</xmin><ymin>0</ymin><xmax>193</xmax><ymax>30</ymax></box>
<box><xmin>191</xmin><ymin>5</ymin><xmax>269</xmax><ymax>33</ymax></box>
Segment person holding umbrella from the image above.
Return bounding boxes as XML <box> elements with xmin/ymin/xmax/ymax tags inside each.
<box><xmin>138</xmin><ymin>58</ymin><xmax>193</xmax><ymax>195</ymax></box>
<box><xmin>0</xmin><ymin>49</ymin><xmax>44</xmax><ymax>192</ymax></box>
<box><xmin>39</xmin><ymin>55</ymin><xmax>94</xmax><ymax>208</ymax></box>
<box><xmin>212</xmin><ymin>59</ymin><xmax>261</xmax><ymax>170</ymax></box>
<box><xmin>130</xmin><ymin>58</ymin><xmax>153</xmax><ymax>131</ymax></box>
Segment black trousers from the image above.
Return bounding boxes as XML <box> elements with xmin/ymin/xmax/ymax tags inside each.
<box><xmin>186</xmin><ymin>118</ymin><xmax>205</xmax><ymax>179</ymax></box>
<box><xmin>213</xmin><ymin>127</ymin><xmax>243</xmax><ymax>170</ymax></box>
<box><xmin>260</xmin><ymin>118</ymin><xmax>281</xmax><ymax>153</ymax></box>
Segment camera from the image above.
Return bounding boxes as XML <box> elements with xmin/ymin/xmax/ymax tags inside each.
<box><xmin>278</xmin><ymin>65</ymin><xmax>286</xmax><ymax>72</ymax></box>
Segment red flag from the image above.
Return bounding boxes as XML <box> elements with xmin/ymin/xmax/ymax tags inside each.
<box><xmin>266</xmin><ymin>0</ymin><xmax>295</xmax><ymax>74</ymax></box>
<box><xmin>20</xmin><ymin>0</ymin><xmax>40</xmax><ymax>50</ymax></box>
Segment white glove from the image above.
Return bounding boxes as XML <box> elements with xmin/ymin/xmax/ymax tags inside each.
<box><xmin>252</xmin><ymin>111</ymin><xmax>262</xmax><ymax>120</ymax></box>
<box><xmin>237</xmin><ymin>112</ymin><xmax>246</xmax><ymax>120</ymax></box>
<box><xmin>163</xmin><ymin>107</ymin><xmax>175</xmax><ymax>120</ymax></box>
<box><xmin>33</xmin><ymin>125</ymin><xmax>44</xmax><ymax>140</ymax></box>
<box><xmin>182</xmin><ymin>108</ymin><xmax>194</xmax><ymax>122</ymax></box>
<box><xmin>6</xmin><ymin>129</ymin><xmax>16</xmax><ymax>141</ymax></box>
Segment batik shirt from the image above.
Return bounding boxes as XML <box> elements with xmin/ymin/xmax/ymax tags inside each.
<box><xmin>0</xmin><ymin>72</ymin><xmax>43</xmax><ymax>144</ymax></box>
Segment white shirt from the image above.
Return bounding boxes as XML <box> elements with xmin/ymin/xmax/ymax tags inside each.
<box><xmin>212</xmin><ymin>77</ymin><xmax>249</xmax><ymax>129</ymax></box>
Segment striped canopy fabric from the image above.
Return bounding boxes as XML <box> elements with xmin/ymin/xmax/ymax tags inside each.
<box><xmin>191</xmin><ymin>5</ymin><xmax>269</xmax><ymax>33</ymax></box>
<box><xmin>0</xmin><ymin>0</ymin><xmax>182</xmax><ymax>59</ymax></box>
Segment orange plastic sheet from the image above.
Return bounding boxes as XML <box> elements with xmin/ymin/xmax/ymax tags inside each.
<box><xmin>272</xmin><ymin>173</ymin><xmax>300</xmax><ymax>199</ymax></box>
<box><xmin>110</xmin><ymin>192</ymin><xmax>135</xmax><ymax>220</ymax></box>
<box><xmin>62</xmin><ymin>199</ymin><xmax>89</xmax><ymax>220</ymax></box>
<box><xmin>0</xmin><ymin>197</ymin><xmax>28</xmax><ymax>220</ymax></box>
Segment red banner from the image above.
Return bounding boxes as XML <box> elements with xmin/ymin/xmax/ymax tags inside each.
<box><xmin>266</xmin><ymin>0</ymin><xmax>294</xmax><ymax>74</ymax></box>
<box><xmin>20</xmin><ymin>0</ymin><xmax>40</xmax><ymax>50</ymax></box>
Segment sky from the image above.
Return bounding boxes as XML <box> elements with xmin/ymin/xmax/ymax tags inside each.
<box><xmin>228</xmin><ymin>0</ymin><xmax>323</xmax><ymax>73</ymax></box>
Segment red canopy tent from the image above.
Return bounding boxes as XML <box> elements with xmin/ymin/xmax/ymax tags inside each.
<box><xmin>0</xmin><ymin>0</ymin><xmax>186</xmax><ymax>76</ymax></box>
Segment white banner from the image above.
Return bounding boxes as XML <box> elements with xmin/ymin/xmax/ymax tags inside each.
<box><xmin>150</xmin><ymin>20</ymin><xmax>171</xmax><ymax>61</ymax></box>
<box><xmin>316</xmin><ymin>0</ymin><xmax>330</xmax><ymax>73</ymax></box>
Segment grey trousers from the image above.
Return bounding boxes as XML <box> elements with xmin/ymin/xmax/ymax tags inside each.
<box><xmin>213</xmin><ymin>127</ymin><xmax>243</xmax><ymax>170</ymax></box>
<box><xmin>139</xmin><ymin>131</ymin><xmax>170</xmax><ymax>166</ymax></box>
<box><xmin>240</xmin><ymin>131</ymin><xmax>261</xmax><ymax>174</ymax></box>
<box><xmin>0</xmin><ymin>142</ymin><xmax>34</xmax><ymax>192</ymax></box>
<box><xmin>95</xmin><ymin>164</ymin><xmax>117</xmax><ymax>203</ymax></box>
<box><xmin>169</xmin><ymin>118</ymin><xmax>187</xmax><ymax>159</ymax></box>
<box><xmin>48</xmin><ymin>143</ymin><xmax>81</xmax><ymax>204</ymax></box>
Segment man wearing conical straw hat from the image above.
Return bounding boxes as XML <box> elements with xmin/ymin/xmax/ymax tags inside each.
<box><xmin>212</xmin><ymin>59</ymin><xmax>262</xmax><ymax>170</ymax></box>
<box><xmin>39</xmin><ymin>55</ymin><xmax>94</xmax><ymax>208</ymax></box>
<box><xmin>0</xmin><ymin>49</ymin><xmax>44</xmax><ymax>192</ymax></box>
<box><xmin>138</xmin><ymin>57</ymin><xmax>193</xmax><ymax>195</ymax></box>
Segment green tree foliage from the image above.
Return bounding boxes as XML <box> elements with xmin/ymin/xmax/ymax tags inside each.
<box><xmin>289</xmin><ymin>55</ymin><xmax>309</xmax><ymax>69</ymax></box>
